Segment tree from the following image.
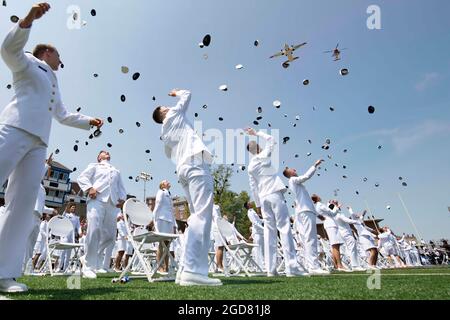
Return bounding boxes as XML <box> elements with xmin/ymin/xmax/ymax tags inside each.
<box><xmin>212</xmin><ymin>165</ymin><xmax>252</xmax><ymax>238</ymax></box>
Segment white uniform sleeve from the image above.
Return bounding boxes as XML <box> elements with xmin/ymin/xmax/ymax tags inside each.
<box><xmin>256</xmin><ymin>131</ymin><xmax>277</xmax><ymax>157</ymax></box>
<box><xmin>77</xmin><ymin>163</ymin><xmax>96</xmax><ymax>193</ymax></box>
<box><xmin>171</xmin><ymin>90</ymin><xmax>191</xmax><ymax>114</ymax></box>
<box><xmin>116</xmin><ymin>171</ymin><xmax>127</xmax><ymax>201</ymax></box>
<box><xmin>316</xmin><ymin>202</ymin><xmax>337</xmax><ymax>218</ymax></box>
<box><xmin>54</xmin><ymin>102</ymin><xmax>92</xmax><ymax>130</ymax></box>
<box><xmin>248</xmin><ymin>173</ymin><xmax>261</xmax><ymax>208</ymax></box>
<box><xmin>290</xmin><ymin>166</ymin><xmax>316</xmax><ymax>184</ymax></box>
<box><xmin>336</xmin><ymin>213</ymin><xmax>358</xmax><ymax>225</ymax></box>
<box><xmin>1</xmin><ymin>24</ymin><xmax>31</xmax><ymax>73</ymax></box>
<box><xmin>248</xmin><ymin>211</ymin><xmax>264</xmax><ymax>231</ymax></box>
<box><xmin>153</xmin><ymin>190</ymin><xmax>163</xmax><ymax>220</ymax></box>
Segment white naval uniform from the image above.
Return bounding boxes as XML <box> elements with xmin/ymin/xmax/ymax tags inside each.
<box><xmin>289</xmin><ymin>165</ymin><xmax>321</xmax><ymax>270</ymax></box>
<box><xmin>153</xmin><ymin>189</ymin><xmax>176</xmax><ymax>234</ymax></box>
<box><xmin>24</xmin><ymin>184</ymin><xmax>53</xmax><ymax>270</ymax></box>
<box><xmin>398</xmin><ymin>237</ymin><xmax>413</xmax><ymax>266</ymax></box>
<box><xmin>378</xmin><ymin>230</ymin><xmax>399</xmax><ymax>257</ymax></box>
<box><xmin>212</xmin><ymin>204</ymin><xmax>224</xmax><ymax>248</ymax></box>
<box><xmin>0</xmin><ymin>24</ymin><xmax>93</xmax><ymax>280</ymax></box>
<box><xmin>349</xmin><ymin>210</ymin><xmax>377</xmax><ymax>252</ymax></box>
<box><xmin>59</xmin><ymin>212</ymin><xmax>81</xmax><ymax>271</ymax></box>
<box><xmin>247</xmin><ymin>208</ymin><xmax>264</xmax><ymax>269</ymax></box>
<box><xmin>34</xmin><ymin>220</ymin><xmax>48</xmax><ymax>256</ymax></box>
<box><xmin>116</xmin><ymin>219</ymin><xmax>129</xmax><ymax>252</ymax></box>
<box><xmin>334</xmin><ymin>212</ymin><xmax>361</xmax><ymax>268</ymax></box>
<box><xmin>161</xmin><ymin>90</ymin><xmax>214</xmax><ymax>277</ymax></box>
<box><xmin>77</xmin><ymin>160</ymin><xmax>126</xmax><ymax>271</ymax></box>
<box><xmin>248</xmin><ymin>131</ymin><xmax>300</xmax><ymax>275</ymax></box>
<box><xmin>314</xmin><ymin>202</ymin><xmax>341</xmax><ymax>246</ymax></box>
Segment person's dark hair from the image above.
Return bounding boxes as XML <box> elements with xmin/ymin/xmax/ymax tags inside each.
<box><xmin>33</xmin><ymin>44</ymin><xmax>56</xmax><ymax>59</ymax></box>
<box><xmin>152</xmin><ymin>106</ymin><xmax>164</xmax><ymax>124</ymax></box>
<box><xmin>283</xmin><ymin>167</ymin><xmax>290</xmax><ymax>178</ymax></box>
<box><xmin>65</xmin><ymin>202</ymin><xmax>76</xmax><ymax>212</ymax></box>
<box><xmin>311</xmin><ymin>194</ymin><xmax>320</xmax><ymax>203</ymax></box>
<box><xmin>243</xmin><ymin>202</ymin><xmax>250</xmax><ymax>210</ymax></box>
<box><xmin>97</xmin><ymin>150</ymin><xmax>107</xmax><ymax>162</ymax></box>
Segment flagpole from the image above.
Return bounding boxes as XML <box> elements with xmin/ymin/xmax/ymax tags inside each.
<box><xmin>398</xmin><ymin>193</ymin><xmax>422</xmax><ymax>241</ymax></box>
<box><xmin>364</xmin><ymin>200</ymin><xmax>380</xmax><ymax>233</ymax></box>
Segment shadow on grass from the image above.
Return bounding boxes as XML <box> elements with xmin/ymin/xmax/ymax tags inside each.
<box><xmin>221</xmin><ymin>279</ymin><xmax>282</xmax><ymax>285</ymax></box>
<box><xmin>24</xmin><ymin>286</ymin><xmax>157</xmax><ymax>300</ymax></box>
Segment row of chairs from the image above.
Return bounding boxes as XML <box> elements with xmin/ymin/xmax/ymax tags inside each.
<box><xmin>36</xmin><ymin>198</ymin><xmax>263</xmax><ymax>282</ymax></box>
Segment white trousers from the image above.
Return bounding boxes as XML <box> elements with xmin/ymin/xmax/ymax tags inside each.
<box><xmin>296</xmin><ymin>211</ymin><xmax>321</xmax><ymax>270</ymax></box>
<box><xmin>252</xmin><ymin>232</ymin><xmax>265</xmax><ymax>270</ymax></box>
<box><xmin>339</xmin><ymin>228</ymin><xmax>361</xmax><ymax>268</ymax></box>
<box><xmin>178</xmin><ymin>161</ymin><xmax>213</xmax><ymax>276</ymax></box>
<box><xmin>0</xmin><ymin>125</ymin><xmax>46</xmax><ymax>279</ymax></box>
<box><xmin>261</xmin><ymin>191</ymin><xmax>299</xmax><ymax>274</ymax></box>
<box><xmin>59</xmin><ymin>233</ymin><xmax>75</xmax><ymax>271</ymax></box>
<box><xmin>84</xmin><ymin>199</ymin><xmax>118</xmax><ymax>270</ymax></box>
<box><xmin>102</xmin><ymin>240</ymin><xmax>115</xmax><ymax>270</ymax></box>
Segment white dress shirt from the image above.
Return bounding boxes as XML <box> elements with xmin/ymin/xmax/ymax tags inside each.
<box><xmin>288</xmin><ymin>166</ymin><xmax>317</xmax><ymax>214</ymax></box>
<box><xmin>0</xmin><ymin>24</ymin><xmax>93</xmax><ymax>146</ymax></box>
<box><xmin>248</xmin><ymin>131</ymin><xmax>286</xmax><ymax>207</ymax></box>
<box><xmin>77</xmin><ymin>160</ymin><xmax>127</xmax><ymax>205</ymax></box>
<box><xmin>334</xmin><ymin>213</ymin><xmax>358</xmax><ymax>232</ymax></box>
<box><xmin>314</xmin><ymin>202</ymin><xmax>338</xmax><ymax>229</ymax></box>
<box><xmin>247</xmin><ymin>208</ymin><xmax>264</xmax><ymax>235</ymax></box>
<box><xmin>161</xmin><ymin>90</ymin><xmax>212</xmax><ymax>171</ymax></box>
<box><xmin>348</xmin><ymin>209</ymin><xmax>376</xmax><ymax>238</ymax></box>
<box><xmin>34</xmin><ymin>184</ymin><xmax>53</xmax><ymax>216</ymax></box>
<box><xmin>153</xmin><ymin>189</ymin><xmax>175</xmax><ymax>224</ymax></box>
<box><xmin>36</xmin><ymin>220</ymin><xmax>48</xmax><ymax>243</ymax></box>
<box><xmin>63</xmin><ymin>212</ymin><xmax>81</xmax><ymax>237</ymax></box>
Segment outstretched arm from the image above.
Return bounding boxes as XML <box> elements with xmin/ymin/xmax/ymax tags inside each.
<box><xmin>249</xmin><ymin>173</ymin><xmax>261</xmax><ymax>208</ymax></box>
<box><xmin>169</xmin><ymin>89</ymin><xmax>191</xmax><ymax>113</ymax></box>
<box><xmin>291</xmin><ymin>160</ymin><xmax>323</xmax><ymax>184</ymax></box>
<box><xmin>54</xmin><ymin>102</ymin><xmax>101</xmax><ymax>130</ymax></box>
<box><xmin>1</xmin><ymin>3</ymin><xmax>51</xmax><ymax>73</ymax></box>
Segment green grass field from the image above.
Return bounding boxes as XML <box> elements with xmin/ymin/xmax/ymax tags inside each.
<box><xmin>3</xmin><ymin>266</ymin><xmax>450</xmax><ymax>300</ymax></box>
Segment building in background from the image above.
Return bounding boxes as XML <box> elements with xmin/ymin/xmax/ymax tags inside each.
<box><xmin>1</xmin><ymin>160</ymin><xmax>74</xmax><ymax>209</ymax></box>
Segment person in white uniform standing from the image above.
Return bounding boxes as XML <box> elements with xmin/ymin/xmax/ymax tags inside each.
<box><xmin>283</xmin><ymin>160</ymin><xmax>330</xmax><ymax>275</ymax></box>
<box><xmin>153</xmin><ymin>180</ymin><xmax>177</xmax><ymax>273</ymax></box>
<box><xmin>24</xmin><ymin>163</ymin><xmax>55</xmax><ymax>274</ymax></box>
<box><xmin>152</xmin><ymin>89</ymin><xmax>221</xmax><ymax>286</ymax></box>
<box><xmin>332</xmin><ymin>201</ymin><xmax>365</xmax><ymax>272</ymax></box>
<box><xmin>212</xmin><ymin>203</ymin><xmax>225</xmax><ymax>273</ymax></box>
<box><xmin>77</xmin><ymin>151</ymin><xmax>126</xmax><ymax>279</ymax></box>
<box><xmin>348</xmin><ymin>207</ymin><xmax>379</xmax><ymax>269</ymax></box>
<box><xmin>245</xmin><ymin>127</ymin><xmax>308</xmax><ymax>277</ymax></box>
<box><xmin>59</xmin><ymin>203</ymin><xmax>81</xmax><ymax>273</ymax></box>
<box><xmin>114</xmin><ymin>213</ymin><xmax>129</xmax><ymax>271</ymax></box>
<box><xmin>0</xmin><ymin>3</ymin><xmax>103</xmax><ymax>293</ymax></box>
<box><xmin>245</xmin><ymin>201</ymin><xmax>265</xmax><ymax>271</ymax></box>
<box><xmin>312</xmin><ymin>194</ymin><xmax>349</xmax><ymax>272</ymax></box>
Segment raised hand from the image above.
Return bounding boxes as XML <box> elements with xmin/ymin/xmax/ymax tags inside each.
<box><xmin>90</xmin><ymin>118</ymin><xmax>103</xmax><ymax>129</ymax></box>
<box><xmin>20</xmin><ymin>3</ymin><xmax>51</xmax><ymax>28</ymax></box>
<box><xmin>244</xmin><ymin>127</ymin><xmax>257</xmax><ymax>136</ymax></box>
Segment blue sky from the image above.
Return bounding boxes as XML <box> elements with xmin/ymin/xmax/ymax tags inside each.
<box><xmin>1</xmin><ymin>0</ymin><xmax>449</xmax><ymax>240</ymax></box>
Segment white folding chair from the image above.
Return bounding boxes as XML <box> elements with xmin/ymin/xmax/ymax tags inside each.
<box><xmin>215</xmin><ymin>218</ymin><xmax>263</xmax><ymax>277</ymax></box>
<box><xmin>40</xmin><ymin>216</ymin><xmax>83</xmax><ymax>276</ymax></box>
<box><xmin>114</xmin><ymin>198</ymin><xmax>179</xmax><ymax>283</ymax></box>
